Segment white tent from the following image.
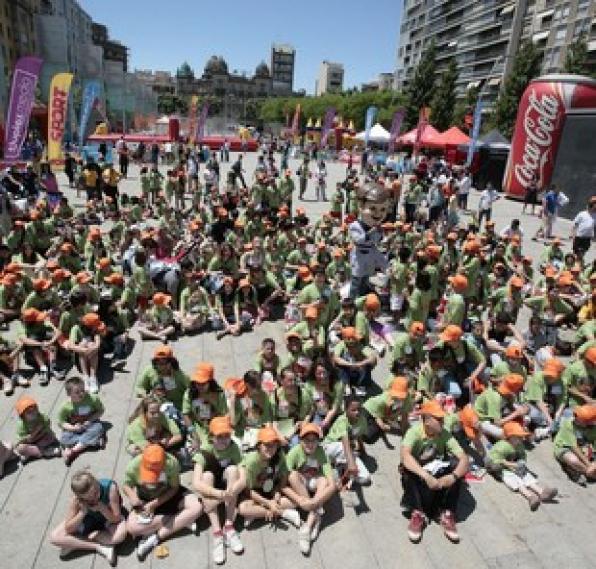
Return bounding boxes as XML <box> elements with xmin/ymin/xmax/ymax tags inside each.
<box><xmin>355</xmin><ymin>122</ymin><xmax>391</xmax><ymax>143</ymax></box>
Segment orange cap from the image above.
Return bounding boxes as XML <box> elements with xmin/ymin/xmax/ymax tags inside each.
<box><xmin>257</xmin><ymin>426</ymin><xmax>280</xmax><ymax>444</ymax></box>
<box><xmin>139</xmin><ymin>444</ymin><xmax>166</xmax><ymax>484</ymax></box>
<box><xmin>542</xmin><ymin>358</ymin><xmax>564</xmax><ymax>379</ymax></box>
<box><xmin>341</xmin><ymin>326</ymin><xmax>362</xmax><ymax>341</ymax></box>
<box><xmin>573</xmin><ymin>405</ymin><xmax>596</xmax><ymax>423</ymax></box>
<box><xmin>497</xmin><ymin>373</ymin><xmax>525</xmax><ymax>396</ymax></box>
<box><xmin>75</xmin><ymin>271</ymin><xmax>92</xmax><ymax>284</ymax></box>
<box><xmin>223</xmin><ymin>377</ymin><xmax>248</xmax><ymax>397</ymax></box>
<box><xmin>52</xmin><ymin>268</ymin><xmax>70</xmax><ymax>282</ymax></box>
<box><xmin>97</xmin><ymin>257</ymin><xmax>111</xmax><ymax>269</ymax></box>
<box><xmin>104</xmin><ymin>272</ymin><xmax>124</xmax><ymax>286</ymax></box>
<box><xmin>22</xmin><ymin>308</ymin><xmax>46</xmax><ymax>323</ymax></box>
<box><xmin>153</xmin><ymin>344</ymin><xmax>174</xmax><ymax>360</ymax></box>
<box><xmin>459</xmin><ymin>404</ymin><xmax>479</xmax><ymax>439</ymax></box>
<box><xmin>305</xmin><ymin>305</ymin><xmax>318</xmax><ymax>320</ymax></box>
<box><xmin>153</xmin><ymin>292</ymin><xmax>171</xmax><ymax>306</ymax></box>
<box><xmin>409</xmin><ymin>321</ymin><xmax>425</xmax><ymax>335</ymax></box>
<box><xmin>297</xmin><ymin>266</ymin><xmax>312</xmax><ymax>281</ymax></box>
<box><xmin>420</xmin><ymin>400</ymin><xmax>446</xmax><ymax>418</ymax></box>
<box><xmin>2</xmin><ymin>273</ymin><xmax>17</xmax><ymax>286</ymax></box>
<box><xmin>503</xmin><ymin>421</ymin><xmax>530</xmax><ymax>438</ymax></box>
<box><xmin>364</xmin><ymin>293</ymin><xmax>380</xmax><ymax>311</ymax></box>
<box><xmin>584</xmin><ymin>346</ymin><xmax>596</xmax><ymax>365</ymax></box>
<box><xmin>88</xmin><ymin>227</ymin><xmax>101</xmax><ymax>241</ymax></box>
<box><xmin>449</xmin><ymin>274</ymin><xmax>468</xmax><ymax>291</ymax></box>
<box><xmin>505</xmin><ymin>344</ymin><xmax>523</xmax><ymax>359</ymax></box>
<box><xmin>463</xmin><ymin>240</ymin><xmax>480</xmax><ymax>253</ymax></box>
<box><xmin>209</xmin><ymin>416</ymin><xmax>233</xmax><ymax>436</ymax></box>
<box><xmin>46</xmin><ymin>259</ymin><xmax>59</xmax><ymax>271</ymax></box>
<box><xmin>509</xmin><ymin>276</ymin><xmax>524</xmax><ymax>289</ymax></box>
<box><xmin>81</xmin><ymin>312</ymin><xmax>101</xmax><ymax>328</ymax></box>
<box><xmin>4</xmin><ymin>262</ymin><xmax>21</xmax><ymax>274</ymax></box>
<box><xmin>389</xmin><ymin>376</ymin><xmax>409</xmax><ymax>399</ymax></box>
<box><xmin>32</xmin><ymin>278</ymin><xmax>51</xmax><ymax>292</ymax></box>
<box><xmin>439</xmin><ymin>324</ymin><xmax>463</xmax><ymax>343</ymax></box>
<box><xmin>426</xmin><ymin>245</ymin><xmax>441</xmax><ymax>258</ymax></box>
<box><xmin>558</xmin><ymin>273</ymin><xmax>573</xmax><ymax>287</ymax></box>
<box><xmin>15</xmin><ymin>396</ymin><xmax>37</xmax><ymax>416</ymax></box>
<box><xmin>192</xmin><ymin>362</ymin><xmax>214</xmax><ymax>383</ymax></box>
<box><xmin>299</xmin><ymin>422</ymin><xmax>322</xmax><ymax>439</ymax></box>
<box><xmin>29</xmin><ymin>210</ymin><xmax>40</xmax><ymax>220</ymax></box>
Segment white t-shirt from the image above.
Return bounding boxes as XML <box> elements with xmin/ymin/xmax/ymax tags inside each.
<box><xmin>479</xmin><ymin>189</ymin><xmax>498</xmax><ymax>211</ymax></box>
<box><xmin>573</xmin><ymin>210</ymin><xmax>596</xmax><ymax>238</ymax></box>
<box><xmin>458</xmin><ymin>176</ymin><xmax>471</xmax><ymax>195</ymax></box>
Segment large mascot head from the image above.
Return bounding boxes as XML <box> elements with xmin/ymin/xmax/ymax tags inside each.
<box><xmin>357</xmin><ymin>183</ymin><xmax>390</xmax><ymax>227</ymax></box>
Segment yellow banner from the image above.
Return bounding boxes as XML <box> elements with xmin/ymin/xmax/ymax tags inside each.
<box><xmin>47</xmin><ymin>72</ymin><xmax>74</xmax><ymax>161</ymax></box>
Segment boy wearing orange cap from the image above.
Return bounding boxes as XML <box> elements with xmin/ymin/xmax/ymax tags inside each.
<box><xmin>562</xmin><ymin>347</ymin><xmax>596</xmax><ymax>408</ymax></box>
<box><xmin>13</xmin><ymin>396</ymin><xmax>60</xmax><ymax>462</ymax></box>
<box><xmin>284</xmin><ymin>423</ymin><xmax>337</xmax><ymax>555</ymax></box>
<box><xmin>363</xmin><ymin>376</ymin><xmax>413</xmax><ymax>441</ymax></box>
<box><xmin>124</xmin><ymin>444</ymin><xmax>203</xmax><ymax>560</ymax></box>
<box><xmin>487</xmin><ymin>421</ymin><xmax>557</xmax><ymax>510</ymax></box>
<box><xmin>400</xmin><ymin>400</ymin><xmax>469</xmax><ymax>543</ymax></box>
<box><xmin>137</xmin><ymin>293</ymin><xmax>176</xmax><ymax>342</ymax></box>
<box><xmin>553</xmin><ymin>404</ymin><xmax>596</xmax><ymax>483</ymax></box>
<box><xmin>0</xmin><ymin>272</ymin><xmax>27</xmax><ymax>325</ymax></box>
<box><xmin>288</xmin><ymin>305</ymin><xmax>326</xmax><ymax>358</ymax></box>
<box><xmin>332</xmin><ymin>326</ymin><xmax>377</xmax><ymax>397</ymax></box>
<box><xmin>474</xmin><ymin>373</ymin><xmax>529</xmax><ymax>440</ymax></box>
<box><xmin>490</xmin><ymin>343</ymin><xmax>528</xmax><ymax>382</ymax></box>
<box><xmin>68</xmin><ymin>312</ymin><xmax>104</xmax><ymax>393</ymax></box>
<box><xmin>18</xmin><ymin>307</ymin><xmax>59</xmax><ymax>385</ymax></box>
<box><xmin>22</xmin><ymin>276</ymin><xmax>61</xmax><ymax>311</ymax></box>
<box><xmin>297</xmin><ymin>266</ymin><xmax>339</xmax><ymax>329</ymax></box>
<box><xmin>390</xmin><ymin>321</ymin><xmax>425</xmax><ymax>376</ymax></box>
<box><xmin>192</xmin><ymin>416</ymin><xmax>245</xmax><ymax>564</ymax></box>
<box><xmin>438</xmin><ymin>274</ymin><xmax>468</xmax><ymax>330</ymax></box>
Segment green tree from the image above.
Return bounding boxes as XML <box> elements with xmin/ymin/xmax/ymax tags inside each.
<box><xmin>430</xmin><ymin>59</ymin><xmax>458</xmax><ymax>131</ymax></box>
<box><xmin>403</xmin><ymin>40</ymin><xmax>437</xmax><ymax>129</ymax></box>
<box><xmin>563</xmin><ymin>34</ymin><xmax>590</xmax><ymax>75</ymax></box>
<box><xmin>494</xmin><ymin>40</ymin><xmax>543</xmax><ymax>138</ymax></box>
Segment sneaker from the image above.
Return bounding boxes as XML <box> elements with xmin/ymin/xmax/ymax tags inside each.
<box><xmin>59</xmin><ymin>547</ymin><xmax>73</xmax><ymax>560</ymax></box>
<box><xmin>407</xmin><ymin>510</ymin><xmax>425</xmax><ymax>543</ymax></box>
<box><xmin>96</xmin><ymin>544</ymin><xmax>116</xmax><ymax>567</ymax></box>
<box><xmin>540</xmin><ymin>486</ymin><xmax>558</xmax><ymax>502</ymax></box>
<box><xmin>83</xmin><ymin>375</ymin><xmax>91</xmax><ymax>392</ymax></box>
<box><xmin>440</xmin><ymin>510</ymin><xmax>460</xmax><ymax>543</ymax></box>
<box><xmin>212</xmin><ymin>534</ymin><xmax>226</xmax><ymax>565</ymax></box>
<box><xmin>534</xmin><ymin>427</ymin><xmax>550</xmax><ymax>441</ymax></box>
<box><xmin>136</xmin><ymin>533</ymin><xmax>159</xmax><ymax>561</ymax></box>
<box><xmin>3</xmin><ymin>378</ymin><xmax>14</xmax><ymax>396</ymax></box>
<box><xmin>299</xmin><ymin>525</ymin><xmax>311</xmax><ymax>555</ymax></box>
<box><xmin>88</xmin><ymin>376</ymin><xmax>99</xmax><ymax>394</ymax></box>
<box><xmin>39</xmin><ymin>368</ymin><xmax>49</xmax><ymax>386</ymax></box>
<box><xmin>310</xmin><ymin>512</ymin><xmax>322</xmax><ymax>541</ymax></box>
<box><xmin>281</xmin><ymin>508</ymin><xmax>301</xmax><ymax>528</ymax></box>
<box><xmin>528</xmin><ymin>493</ymin><xmax>541</xmax><ymax>511</ymax></box>
<box><xmin>15</xmin><ymin>374</ymin><xmax>30</xmax><ymax>387</ymax></box>
<box><xmin>224</xmin><ymin>526</ymin><xmax>244</xmax><ymax>554</ymax></box>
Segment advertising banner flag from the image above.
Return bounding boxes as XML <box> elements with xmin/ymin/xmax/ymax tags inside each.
<box><xmin>195</xmin><ymin>103</ymin><xmax>209</xmax><ymax>143</ymax></box>
<box><xmin>320</xmin><ymin>107</ymin><xmax>336</xmax><ymax>147</ymax></box>
<box><xmin>414</xmin><ymin>106</ymin><xmax>430</xmax><ymax>152</ymax></box>
<box><xmin>466</xmin><ymin>99</ymin><xmax>484</xmax><ymax>166</ymax></box>
<box><xmin>4</xmin><ymin>56</ymin><xmax>43</xmax><ymax>162</ymax></box>
<box><xmin>364</xmin><ymin>106</ymin><xmax>378</xmax><ymax>147</ymax></box>
<box><xmin>387</xmin><ymin>108</ymin><xmax>405</xmax><ymax>154</ymax></box>
<box><xmin>78</xmin><ymin>79</ymin><xmax>101</xmax><ymax>144</ymax></box>
<box><xmin>47</xmin><ymin>73</ymin><xmax>74</xmax><ymax>161</ymax></box>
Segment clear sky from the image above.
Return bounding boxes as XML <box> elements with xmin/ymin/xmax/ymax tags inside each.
<box><xmin>81</xmin><ymin>0</ymin><xmax>402</xmax><ymax>93</ymax></box>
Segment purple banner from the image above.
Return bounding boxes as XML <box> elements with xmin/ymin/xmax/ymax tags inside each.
<box><xmin>195</xmin><ymin>103</ymin><xmax>209</xmax><ymax>143</ymax></box>
<box><xmin>387</xmin><ymin>108</ymin><xmax>405</xmax><ymax>155</ymax></box>
<box><xmin>4</xmin><ymin>56</ymin><xmax>43</xmax><ymax>162</ymax></box>
<box><xmin>320</xmin><ymin>107</ymin><xmax>336</xmax><ymax>147</ymax></box>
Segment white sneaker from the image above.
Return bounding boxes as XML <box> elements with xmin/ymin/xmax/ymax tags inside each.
<box><xmin>281</xmin><ymin>508</ymin><xmax>301</xmax><ymax>528</ymax></box>
<box><xmin>299</xmin><ymin>525</ymin><xmax>312</xmax><ymax>555</ymax></box>
<box><xmin>136</xmin><ymin>533</ymin><xmax>159</xmax><ymax>560</ymax></box>
<box><xmin>224</xmin><ymin>527</ymin><xmax>244</xmax><ymax>554</ymax></box>
<box><xmin>212</xmin><ymin>534</ymin><xmax>226</xmax><ymax>565</ymax></box>
<box><xmin>88</xmin><ymin>376</ymin><xmax>99</xmax><ymax>394</ymax></box>
<box><xmin>96</xmin><ymin>544</ymin><xmax>115</xmax><ymax>566</ymax></box>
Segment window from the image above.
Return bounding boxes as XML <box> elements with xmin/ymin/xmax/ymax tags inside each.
<box><xmin>555</xmin><ymin>26</ymin><xmax>567</xmax><ymax>41</ymax></box>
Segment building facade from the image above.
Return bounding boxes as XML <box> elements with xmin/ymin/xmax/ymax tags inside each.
<box><xmin>315</xmin><ymin>61</ymin><xmax>344</xmax><ymax>96</ymax></box>
<box><xmin>395</xmin><ymin>0</ymin><xmax>596</xmax><ymax>105</ymax></box>
<box><xmin>270</xmin><ymin>43</ymin><xmax>295</xmax><ymax>94</ymax></box>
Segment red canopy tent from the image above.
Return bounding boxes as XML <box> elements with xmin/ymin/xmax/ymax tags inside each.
<box><xmin>427</xmin><ymin>126</ymin><xmax>470</xmax><ymax>148</ymax></box>
<box><xmin>396</xmin><ymin>124</ymin><xmax>440</xmax><ymax>147</ymax></box>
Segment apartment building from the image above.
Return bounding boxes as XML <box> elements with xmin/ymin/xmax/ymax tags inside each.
<box><xmin>315</xmin><ymin>61</ymin><xmax>344</xmax><ymax>96</ymax></box>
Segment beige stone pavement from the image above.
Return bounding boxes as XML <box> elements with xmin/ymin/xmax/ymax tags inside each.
<box><xmin>0</xmin><ymin>151</ymin><xmax>594</xmax><ymax>569</ymax></box>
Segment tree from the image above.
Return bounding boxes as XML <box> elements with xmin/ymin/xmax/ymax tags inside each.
<box><xmin>563</xmin><ymin>34</ymin><xmax>590</xmax><ymax>75</ymax></box>
<box><xmin>494</xmin><ymin>40</ymin><xmax>543</xmax><ymax>138</ymax></box>
<box><xmin>430</xmin><ymin>59</ymin><xmax>458</xmax><ymax>131</ymax></box>
<box><xmin>403</xmin><ymin>40</ymin><xmax>437</xmax><ymax>129</ymax></box>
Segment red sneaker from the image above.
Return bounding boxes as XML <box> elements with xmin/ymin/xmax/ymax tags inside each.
<box><xmin>407</xmin><ymin>509</ymin><xmax>425</xmax><ymax>543</ymax></box>
<box><xmin>440</xmin><ymin>510</ymin><xmax>460</xmax><ymax>542</ymax></box>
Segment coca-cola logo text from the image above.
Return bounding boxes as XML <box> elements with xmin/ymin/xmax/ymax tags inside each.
<box><xmin>514</xmin><ymin>89</ymin><xmax>560</xmax><ymax>189</ymax></box>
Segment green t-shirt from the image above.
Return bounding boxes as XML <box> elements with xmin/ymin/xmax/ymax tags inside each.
<box><xmin>444</xmin><ymin>293</ymin><xmax>466</xmax><ymax>327</ymax></box>
<box><xmin>562</xmin><ymin>359</ymin><xmax>596</xmax><ymax>408</ymax></box>
<box><xmin>401</xmin><ymin>422</ymin><xmax>464</xmax><ymax>462</ymax></box>
<box><xmin>488</xmin><ymin>439</ymin><xmax>526</xmax><ymax>465</ymax></box>
<box><xmin>58</xmin><ymin>393</ymin><xmax>104</xmax><ymax>425</ymax></box>
<box><xmin>192</xmin><ymin>440</ymin><xmax>242</xmax><ymax>470</ymax></box>
<box><xmin>235</xmin><ymin>391</ymin><xmax>273</xmax><ymax>432</ymax></box>
<box><xmin>473</xmin><ymin>387</ymin><xmax>505</xmax><ymax>422</ymax></box>
<box><xmin>135</xmin><ymin>366</ymin><xmax>190</xmax><ymax>411</ymax></box>
<box><xmin>241</xmin><ymin>450</ymin><xmax>288</xmax><ymax>491</ymax></box>
<box><xmin>179</xmin><ymin>286</ymin><xmax>210</xmax><ymax>315</ymax></box>
<box><xmin>124</xmin><ymin>452</ymin><xmax>180</xmax><ymax>501</ymax></box>
<box><xmin>324</xmin><ymin>413</ymin><xmax>367</xmax><ymax>444</ymax></box>
<box><xmin>363</xmin><ymin>392</ymin><xmax>413</xmax><ymax>422</ymax></box>
<box><xmin>305</xmin><ymin>381</ymin><xmax>343</xmax><ymax>417</ymax></box>
<box><xmin>523</xmin><ymin>371</ymin><xmax>564</xmax><ymax>407</ymax></box>
<box><xmin>391</xmin><ymin>332</ymin><xmax>424</xmax><ymax>368</ymax></box>
<box><xmin>270</xmin><ymin>386</ymin><xmax>313</xmax><ymax>438</ymax></box>
<box><xmin>126</xmin><ymin>415</ymin><xmax>181</xmax><ymax>448</ymax></box>
<box><xmin>16</xmin><ymin>412</ymin><xmax>52</xmax><ymax>440</ymax></box>
<box><xmin>286</xmin><ymin>443</ymin><xmax>332</xmax><ymax>477</ymax></box>
<box><xmin>182</xmin><ymin>389</ymin><xmax>228</xmax><ymax>444</ymax></box>
<box><xmin>553</xmin><ymin>417</ymin><xmax>596</xmax><ymax>459</ymax></box>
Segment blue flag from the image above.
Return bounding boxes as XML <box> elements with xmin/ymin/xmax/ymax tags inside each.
<box><xmin>466</xmin><ymin>99</ymin><xmax>484</xmax><ymax>167</ymax></box>
<box><xmin>364</xmin><ymin>106</ymin><xmax>378</xmax><ymax>147</ymax></box>
<box><xmin>78</xmin><ymin>80</ymin><xmax>101</xmax><ymax>144</ymax></box>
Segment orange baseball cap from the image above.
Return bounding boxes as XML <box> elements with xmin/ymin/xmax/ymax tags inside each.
<box><xmin>139</xmin><ymin>444</ymin><xmax>166</xmax><ymax>484</ymax></box>
<box><xmin>573</xmin><ymin>405</ymin><xmax>596</xmax><ymax>423</ymax></box>
<box><xmin>97</xmin><ymin>257</ymin><xmax>111</xmax><ymax>270</ymax></box>
<box><xmin>15</xmin><ymin>396</ymin><xmax>37</xmax><ymax>416</ymax></box>
<box><xmin>153</xmin><ymin>292</ymin><xmax>171</xmax><ymax>306</ymax></box>
<box><xmin>420</xmin><ymin>400</ymin><xmax>446</xmax><ymax>419</ymax></box>
<box><xmin>32</xmin><ymin>278</ymin><xmax>51</xmax><ymax>292</ymax></box>
<box><xmin>223</xmin><ymin>377</ymin><xmax>248</xmax><ymax>397</ymax></box>
<box><xmin>439</xmin><ymin>324</ymin><xmax>463</xmax><ymax>343</ymax></box>
<box><xmin>584</xmin><ymin>346</ymin><xmax>596</xmax><ymax>365</ymax></box>
<box><xmin>104</xmin><ymin>272</ymin><xmax>124</xmax><ymax>286</ymax></box>
<box><xmin>341</xmin><ymin>326</ymin><xmax>362</xmax><ymax>341</ymax></box>
<box><xmin>305</xmin><ymin>305</ymin><xmax>318</xmax><ymax>320</ymax></box>
<box><xmin>209</xmin><ymin>416</ymin><xmax>233</xmax><ymax>436</ymax></box>
<box><xmin>458</xmin><ymin>404</ymin><xmax>479</xmax><ymax>439</ymax></box>
<box><xmin>389</xmin><ymin>376</ymin><xmax>409</xmax><ymax>399</ymax></box>
<box><xmin>364</xmin><ymin>293</ymin><xmax>380</xmax><ymax>311</ymax></box>
<box><xmin>2</xmin><ymin>273</ymin><xmax>17</xmax><ymax>286</ymax></box>
<box><xmin>410</xmin><ymin>321</ymin><xmax>425</xmax><ymax>335</ymax></box>
<box><xmin>449</xmin><ymin>274</ymin><xmax>468</xmax><ymax>291</ymax></box>
<box><xmin>558</xmin><ymin>273</ymin><xmax>573</xmax><ymax>287</ymax></box>
<box><xmin>497</xmin><ymin>373</ymin><xmax>525</xmax><ymax>396</ymax></box>
<box><xmin>509</xmin><ymin>276</ymin><xmax>524</xmax><ymax>289</ymax></box>
<box><xmin>88</xmin><ymin>227</ymin><xmax>102</xmax><ymax>241</ymax></box>
<box><xmin>503</xmin><ymin>421</ymin><xmax>530</xmax><ymax>438</ymax></box>
<box><xmin>192</xmin><ymin>362</ymin><xmax>214</xmax><ymax>383</ymax></box>
<box><xmin>153</xmin><ymin>344</ymin><xmax>174</xmax><ymax>360</ymax></box>
<box><xmin>4</xmin><ymin>262</ymin><xmax>21</xmax><ymax>274</ymax></box>
<box><xmin>426</xmin><ymin>245</ymin><xmax>441</xmax><ymax>258</ymax></box>
<box><xmin>22</xmin><ymin>308</ymin><xmax>46</xmax><ymax>323</ymax></box>
<box><xmin>299</xmin><ymin>423</ymin><xmax>322</xmax><ymax>439</ymax></box>
<box><xmin>81</xmin><ymin>313</ymin><xmax>101</xmax><ymax>328</ymax></box>
<box><xmin>257</xmin><ymin>426</ymin><xmax>280</xmax><ymax>444</ymax></box>
<box><xmin>542</xmin><ymin>358</ymin><xmax>564</xmax><ymax>379</ymax></box>
<box><xmin>29</xmin><ymin>210</ymin><xmax>41</xmax><ymax>220</ymax></box>
<box><xmin>75</xmin><ymin>271</ymin><xmax>92</xmax><ymax>284</ymax></box>
<box><xmin>463</xmin><ymin>240</ymin><xmax>480</xmax><ymax>253</ymax></box>
<box><xmin>52</xmin><ymin>268</ymin><xmax>70</xmax><ymax>282</ymax></box>
<box><xmin>505</xmin><ymin>344</ymin><xmax>523</xmax><ymax>359</ymax></box>
<box><xmin>297</xmin><ymin>266</ymin><xmax>312</xmax><ymax>281</ymax></box>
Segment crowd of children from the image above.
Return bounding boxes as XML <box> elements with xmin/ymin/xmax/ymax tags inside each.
<box><xmin>0</xmin><ymin>146</ymin><xmax>594</xmax><ymax>566</ymax></box>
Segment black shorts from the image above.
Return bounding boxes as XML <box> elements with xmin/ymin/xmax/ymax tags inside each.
<box><xmin>573</xmin><ymin>236</ymin><xmax>591</xmax><ymax>256</ymax></box>
<box><xmin>154</xmin><ymin>487</ymin><xmax>191</xmax><ymax>516</ymax></box>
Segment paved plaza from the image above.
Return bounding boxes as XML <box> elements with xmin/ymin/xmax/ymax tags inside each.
<box><xmin>0</xmin><ymin>152</ymin><xmax>595</xmax><ymax>569</ymax></box>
